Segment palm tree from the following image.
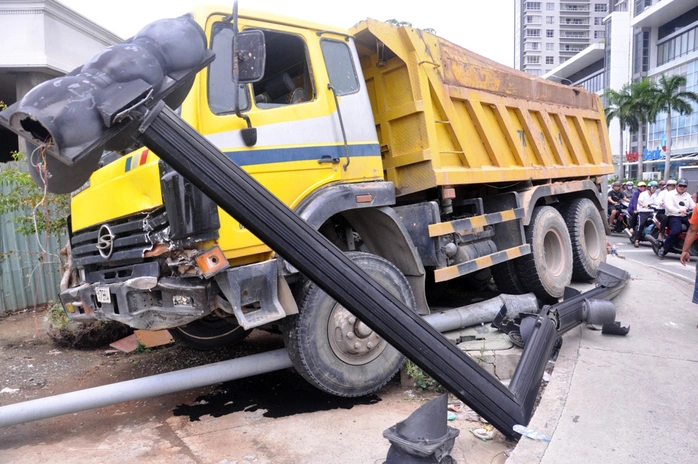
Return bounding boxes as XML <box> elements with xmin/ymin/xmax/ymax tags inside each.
<box><xmin>604</xmin><ymin>85</ymin><xmax>639</xmax><ymax>179</ymax></box>
<box><xmin>629</xmin><ymin>78</ymin><xmax>659</xmax><ymax>181</ymax></box>
<box><xmin>653</xmin><ymin>74</ymin><xmax>698</xmax><ymax>180</ymax></box>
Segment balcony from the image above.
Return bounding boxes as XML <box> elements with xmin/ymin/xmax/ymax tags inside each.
<box><xmin>631</xmin><ymin>0</ymin><xmax>695</xmax><ymax>28</ymax></box>
<box><xmin>560</xmin><ymin>6</ymin><xmax>591</xmax><ymax>13</ymax></box>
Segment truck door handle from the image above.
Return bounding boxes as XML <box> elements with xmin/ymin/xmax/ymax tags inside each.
<box><xmin>318</xmin><ymin>155</ymin><xmax>340</xmax><ymax>164</ymax></box>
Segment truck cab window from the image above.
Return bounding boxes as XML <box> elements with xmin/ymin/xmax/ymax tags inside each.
<box><xmin>208</xmin><ymin>24</ymin><xmax>251</xmax><ymax>115</ymax></box>
<box><xmin>251</xmin><ymin>30</ymin><xmax>314</xmax><ymax>108</ymax></box>
<box><xmin>320</xmin><ymin>39</ymin><xmax>359</xmax><ymax>96</ymax></box>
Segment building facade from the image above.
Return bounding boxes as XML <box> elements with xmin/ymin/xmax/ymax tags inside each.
<box><xmin>0</xmin><ymin>0</ymin><xmax>120</xmax><ymax>162</ymax></box>
<box><xmin>634</xmin><ymin>0</ymin><xmax>698</xmax><ymax>179</ymax></box>
<box><xmin>514</xmin><ymin>0</ymin><xmax>610</xmax><ymax>77</ymax></box>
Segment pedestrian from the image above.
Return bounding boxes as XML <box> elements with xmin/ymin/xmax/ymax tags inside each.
<box><xmin>658</xmin><ymin>178</ymin><xmax>695</xmax><ymax>258</ymax></box>
<box><xmin>633</xmin><ymin>181</ymin><xmax>659</xmax><ymax>247</ymax></box>
<box><xmin>679</xmin><ymin>213</ymin><xmax>698</xmax><ymax>304</ymax></box>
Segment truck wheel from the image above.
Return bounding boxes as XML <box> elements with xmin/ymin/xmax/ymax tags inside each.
<box><xmin>491</xmin><ymin>261</ymin><xmax>528</xmax><ymax>294</ymax></box>
<box><xmin>516</xmin><ymin>206</ymin><xmax>573</xmax><ymax>301</ymax></box>
<box><xmin>284</xmin><ymin>252</ymin><xmax>416</xmax><ymax>397</ymax></box>
<box><xmin>563</xmin><ymin>198</ymin><xmax>606</xmax><ymax>281</ymax></box>
<box><xmin>171</xmin><ymin>314</ymin><xmax>251</xmax><ymax>350</ymax></box>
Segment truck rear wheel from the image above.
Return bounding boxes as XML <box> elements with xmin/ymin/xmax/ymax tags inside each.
<box><xmin>563</xmin><ymin>198</ymin><xmax>606</xmax><ymax>281</ymax></box>
<box><xmin>492</xmin><ymin>261</ymin><xmax>528</xmax><ymax>295</ymax></box>
<box><xmin>284</xmin><ymin>252</ymin><xmax>416</xmax><ymax>397</ymax></box>
<box><xmin>171</xmin><ymin>314</ymin><xmax>251</xmax><ymax>350</ymax></box>
<box><xmin>517</xmin><ymin>206</ymin><xmax>573</xmax><ymax>301</ymax></box>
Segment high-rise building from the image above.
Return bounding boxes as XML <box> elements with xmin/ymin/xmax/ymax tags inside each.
<box><xmin>514</xmin><ymin>1</ymin><xmax>610</xmax><ymax>76</ymax></box>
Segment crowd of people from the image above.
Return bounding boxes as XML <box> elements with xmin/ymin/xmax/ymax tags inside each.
<box><xmin>607</xmin><ymin>178</ymin><xmax>696</xmax><ymax>257</ymax></box>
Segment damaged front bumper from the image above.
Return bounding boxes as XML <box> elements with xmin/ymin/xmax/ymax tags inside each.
<box><xmin>58</xmin><ymin>258</ymin><xmax>290</xmax><ymax>331</ymax></box>
<box><xmin>58</xmin><ymin>262</ymin><xmax>213</xmax><ymax>330</ymax></box>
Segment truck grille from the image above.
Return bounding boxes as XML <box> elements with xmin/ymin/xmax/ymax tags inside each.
<box><xmin>71</xmin><ymin>208</ymin><xmax>169</xmax><ymax>267</ymax></box>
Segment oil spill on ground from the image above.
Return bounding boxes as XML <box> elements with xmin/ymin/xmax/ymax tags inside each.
<box><xmin>173</xmin><ymin>368</ymin><xmax>381</xmax><ymax>421</ymax></box>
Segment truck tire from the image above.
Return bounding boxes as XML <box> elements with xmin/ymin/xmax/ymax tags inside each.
<box><xmin>516</xmin><ymin>206</ymin><xmax>573</xmax><ymax>301</ymax></box>
<box><xmin>563</xmin><ymin>198</ymin><xmax>606</xmax><ymax>281</ymax></box>
<box><xmin>491</xmin><ymin>261</ymin><xmax>528</xmax><ymax>295</ymax></box>
<box><xmin>284</xmin><ymin>252</ymin><xmax>416</xmax><ymax>397</ymax></box>
<box><xmin>171</xmin><ymin>314</ymin><xmax>251</xmax><ymax>350</ymax></box>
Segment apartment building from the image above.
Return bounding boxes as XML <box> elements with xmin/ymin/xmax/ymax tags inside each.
<box><xmin>514</xmin><ymin>0</ymin><xmax>609</xmax><ymax>76</ymax></box>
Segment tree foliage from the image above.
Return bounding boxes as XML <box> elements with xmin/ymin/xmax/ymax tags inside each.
<box><xmin>0</xmin><ymin>151</ymin><xmax>70</xmax><ymax>237</ymax></box>
<box><xmin>653</xmin><ymin>74</ymin><xmax>698</xmax><ymax>180</ymax></box>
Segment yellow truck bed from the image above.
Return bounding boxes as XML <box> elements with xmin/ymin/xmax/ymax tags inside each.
<box><xmin>350</xmin><ymin>19</ymin><xmax>614</xmax><ymax>197</ymax></box>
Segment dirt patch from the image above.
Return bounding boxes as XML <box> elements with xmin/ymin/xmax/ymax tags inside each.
<box><xmin>0</xmin><ymin>307</ymin><xmax>516</xmax><ymax>464</ymax></box>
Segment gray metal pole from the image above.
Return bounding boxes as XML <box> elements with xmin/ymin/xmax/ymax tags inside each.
<box><xmin>423</xmin><ymin>293</ymin><xmax>538</xmax><ymax>333</ymax></box>
<box><xmin>0</xmin><ymin>348</ymin><xmax>292</xmax><ymax>428</ymax></box>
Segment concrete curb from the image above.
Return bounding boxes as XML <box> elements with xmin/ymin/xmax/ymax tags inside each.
<box><xmin>505</xmin><ymin>327</ymin><xmax>582</xmax><ymax>463</ymax></box>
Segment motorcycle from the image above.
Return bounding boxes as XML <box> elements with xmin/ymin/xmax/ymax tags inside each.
<box><xmin>649</xmin><ymin>207</ymin><xmax>698</xmax><ymax>257</ymax></box>
<box><xmin>609</xmin><ymin>200</ymin><xmax>631</xmax><ymax>235</ymax></box>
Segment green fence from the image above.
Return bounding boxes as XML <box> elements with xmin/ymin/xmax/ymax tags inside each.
<box><xmin>0</xmin><ymin>161</ymin><xmax>66</xmax><ymax>314</ymax></box>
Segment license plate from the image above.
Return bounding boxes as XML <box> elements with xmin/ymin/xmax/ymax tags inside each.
<box><xmin>95</xmin><ymin>287</ymin><xmax>111</xmax><ymax>304</ymax></box>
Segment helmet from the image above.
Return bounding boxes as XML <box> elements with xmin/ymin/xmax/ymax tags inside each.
<box><xmin>612</xmin><ymin>181</ymin><xmax>622</xmax><ymax>187</ymax></box>
<box><xmin>678</xmin><ymin>178</ymin><xmax>688</xmax><ymax>187</ymax></box>
<box><xmin>648</xmin><ymin>181</ymin><xmax>658</xmax><ymax>187</ymax></box>
<box><xmin>667</xmin><ymin>179</ymin><xmax>677</xmax><ymax>186</ymax></box>
<box><xmin>637</xmin><ymin>181</ymin><xmax>646</xmax><ymax>187</ymax></box>
<box><xmin>659</xmin><ymin>180</ymin><xmax>667</xmax><ymax>186</ymax></box>
<box><xmin>626</xmin><ymin>181</ymin><xmax>634</xmax><ymax>186</ymax></box>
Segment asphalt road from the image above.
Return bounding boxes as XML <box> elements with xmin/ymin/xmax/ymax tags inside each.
<box><xmin>606</xmin><ymin>232</ymin><xmax>697</xmax><ymax>285</ymax></box>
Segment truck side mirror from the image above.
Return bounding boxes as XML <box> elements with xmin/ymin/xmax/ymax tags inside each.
<box><xmin>236</xmin><ymin>30</ymin><xmax>265</xmax><ymax>84</ymax></box>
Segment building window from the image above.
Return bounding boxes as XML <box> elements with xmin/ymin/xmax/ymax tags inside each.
<box><xmin>527</xmin><ymin>2</ymin><xmax>541</xmax><ymax>11</ymax></box>
<box><xmin>594</xmin><ymin>4</ymin><xmax>608</xmax><ymax>12</ymax></box>
<box><xmin>527</xmin><ymin>55</ymin><xmax>541</xmax><ymax>64</ymax></box>
<box><xmin>633</xmin><ymin>30</ymin><xmax>649</xmax><ymax>74</ymax></box>
<box><xmin>526</xmin><ymin>15</ymin><xmax>542</xmax><ymax>24</ymax></box>
<box><xmin>595</xmin><ymin>31</ymin><xmax>605</xmax><ymax>39</ymax></box>
<box><xmin>633</xmin><ymin>0</ymin><xmax>651</xmax><ymax>17</ymax></box>
<box><xmin>546</xmin><ymin>16</ymin><xmax>554</xmax><ymax>24</ymax></box>
<box><xmin>525</xmin><ymin>42</ymin><xmax>541</xmax><ymax>50</ymax></box>
<box><xmin>526</xmin><ymin>29</ymin><xmax>541</xmax><ymax>37</ymax></box>
<box><xmin>546</xmin><ymin>56</ymin><xmax>554</xmax><ymax>64</ymax></box>
<box><xmin>576</xmin><ymin>71</ymin><xmax>605</xmax><ymax>94</ymax></box>
<box><xmin>546</xmin><ymin>2</ymin><xmax>554</xmax><ymax>10</ymax></box>
<box><xmin>546</xmin><ymin>29</ymin><xmax>554</xmax><ymax>38</ymax></box>
<box><xmin>595</xmin><ymin>17</ymin><xmax>603</xmax><ymax>26</ymax></box>
<box><xmin>657</xmin><ymin>25</ymin><xmax>698</xmax><ymax>67</ymax></box>
<box><xmin>649</xmin><ymin>58</ymin><xmax>698</xmax><ymax>153</ymax></box>
<box><xmin>527</xmin><ymin>69</ymin><xmax>543</xmax><ymax>76</ymax></box>
<box><xmin>546</xmin><ymin>43</ymin><xmax>554</xmax><ymax>51</ymax></box>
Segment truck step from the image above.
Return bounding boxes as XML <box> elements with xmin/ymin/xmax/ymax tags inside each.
<box><xmin>434</xmin><ymin>245</ymin><xmax>531</xmax><ymax>283</ymax></box>
<box><xmin>428</xmin><ymin>207</ymin><xmax>525</xmax><ymax>237</ymax></box>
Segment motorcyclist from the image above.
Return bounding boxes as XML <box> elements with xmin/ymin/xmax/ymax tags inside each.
<box><xmin>627</xmin><ymin>181</ymin><xmax>646</xmax><ymax>233</ymax></box>
<box><xmin>656</xmin><ymin>179</ymin><xmax>677</xmax><ymax>240</ymax></box>
<box><xmin>633</xmin><ymin>181</ymin><xmax>659</xmax><ymax>247</ymax></box>
<box><xmin>608</xmin><ymin>181</ymin><xmax>625</xmax><ymax>228</ymax></box>
<box><xmin>658</xmin><ymin>178</ymin><xmax>696</xmax><ymax>258</ymax></box>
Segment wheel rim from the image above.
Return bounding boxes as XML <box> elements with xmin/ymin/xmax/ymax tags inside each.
<box><xmin>544</xmin><ymin>227</ymin><xmax>565</xmax><ymax>276</ymax></box>
<box><xmin>584</xmin><ymin>219</ymin><xmax>601</xmax><ymax>260</ymax></box>
<box><xmin>327</xmin><ymin>303</ymin><xmax>386</xmax><ymax>365</ymax></box>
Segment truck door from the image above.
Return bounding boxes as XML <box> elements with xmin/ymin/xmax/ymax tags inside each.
<box><xmin>198</xmin><ymin>16</ymin><xmax>343</xmax><ymax>260</ymax></box>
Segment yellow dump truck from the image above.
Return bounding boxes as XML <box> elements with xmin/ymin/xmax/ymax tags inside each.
<box><xmin>59</xmin><ymin>6</ymin><xmax>613</xmax><ymax>397</ymax></box>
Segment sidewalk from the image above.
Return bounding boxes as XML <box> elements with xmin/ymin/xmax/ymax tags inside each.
<box><xmin>508</xmin><ymin>255</ymin><xmax>698</xmax><ymax>463</ymax></box>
